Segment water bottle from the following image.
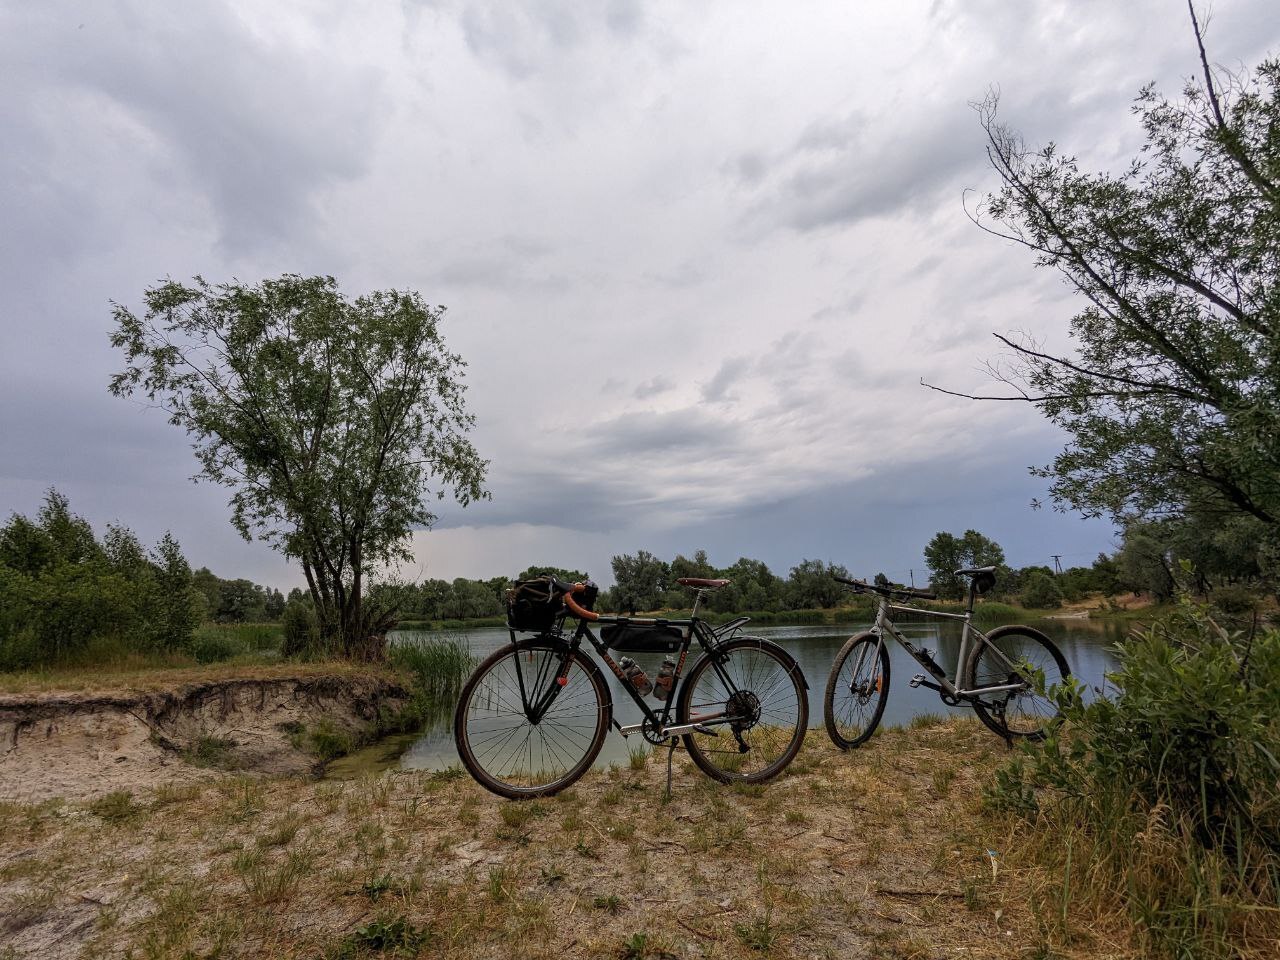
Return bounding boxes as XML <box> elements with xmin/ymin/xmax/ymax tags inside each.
<box><xmin>619</xmin><ymin>657</ymin><xmax>652</xmax><ymax>696</ymax></box>
<box><xmin>653</xmin><ymin>657</ymin><xmax>677</xmax><ymax>701</ymax></box>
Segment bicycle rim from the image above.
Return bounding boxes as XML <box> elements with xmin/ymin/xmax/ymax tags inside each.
<box><xmin>824</xmin><ymin>633</ymin><xmax>889</xmax><ymax>750</ymax></box>
<box><xmin>679</xmin><ymin>638</ymin><xmax>808</xmax><ymax>783</ymax></box>
<box><xmin>455</xmin><ymin>642</ymin><xmax>609</xmax><ymax>798</ymax></box>
<box><xmin>965</xmin><ymin>627</ymin><xmax>1069</xmax><ymax>739</ymax></box>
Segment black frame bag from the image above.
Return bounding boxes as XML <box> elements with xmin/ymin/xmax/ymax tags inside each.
<box><xmin>600</xmin><ymin>622</ymin><xmax>684</xmax><ymax>654</ymax></box>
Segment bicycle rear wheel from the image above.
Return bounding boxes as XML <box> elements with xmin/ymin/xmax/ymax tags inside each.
<box><xmin>677</xmin><ymin>637</ymin><xmax>808</xmax><ymax>784</ymax></box>
<box><xmin>454</xmin><ymin>639</ymin><xmax>611</xmax><ymax>798</ymax></box>
<box><xmin>962</xmin><ymin>625</ymin><xmax>1069</xmax><ymax>740</ymax></box>
<box><xmin>823</xmin><ymin>632</ymin><xmax>890</xmax><ymax>750</ymax></box>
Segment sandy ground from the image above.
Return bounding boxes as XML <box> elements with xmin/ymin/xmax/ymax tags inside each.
<box><xmin>0</xmin><ymin>673</ymin><xmax>408</xmax><ymax>802</ymax></box>
<box><xmin>0</xmin><ymin>717</ymin><xmax>1115</xmax><ymax>960</ymax></box>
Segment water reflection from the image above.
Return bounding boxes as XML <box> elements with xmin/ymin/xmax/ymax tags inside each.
<box><xmin>330</xmin><ymin>616</ymin><xmax>1125</xmax><ymax>777</ymax></box>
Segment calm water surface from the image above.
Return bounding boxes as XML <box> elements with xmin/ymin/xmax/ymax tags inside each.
<box><xmin>331</xmin><ymin>616</ymin><xmax>1125</xmax><ymax>777</ymax></box>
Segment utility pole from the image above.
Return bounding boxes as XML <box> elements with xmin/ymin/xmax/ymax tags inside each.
<box><xmin>1051</xmin><ymin>555</ymin><xmax>1063</xmax><ymax>575</ymax></box>
<box><xmin>909</xmin><ymin>569</ymin><xmax>915</xmax><ymax>588</ymax></box>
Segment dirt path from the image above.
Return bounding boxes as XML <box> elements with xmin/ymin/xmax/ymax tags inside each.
<box><xmin>0</xmin><ymin>718</ymin><xmax>1075</xmax><ymax>960</ymax></box>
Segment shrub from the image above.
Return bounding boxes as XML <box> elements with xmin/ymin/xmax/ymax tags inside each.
<box><xmin>188</xmin><ymin>629</ymin><xmax>246</xmax><ymax>664</ymax></box>
<box><xmin>1210</xmin><ymin>585</ymin><xmax>1261</xmax><ymax>618</ymax></box>
<box><xmin>1021</xmin><ymin>572</ymin><xmax>1063</xmax><ymax>609</ymax></box>
<box><xmin>0</xmin><ymin>490</ymin><xmax>201</xmax><ymax>669</ymax></box>
<box><xmin>986</xmin><ymin>604</ymin><xmax>1280</xmax><ymax>957</ymax></box>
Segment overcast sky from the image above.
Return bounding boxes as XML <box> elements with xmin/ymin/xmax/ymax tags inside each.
<box><xmin>2</xmin><ymin>0</ymin><xmax>1276</xmax><ymax>590</ymax></box>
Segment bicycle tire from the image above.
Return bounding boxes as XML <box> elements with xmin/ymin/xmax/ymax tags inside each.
<box><xmin>677</xmin><ymin>636</ymin><xmax>808</xmax><ymax>784</ymax></box>
<box><xmin>823</xmin><ymin>632</ymin><xmax>890</xmax><ymax>750</ymax></box>
<box><xmin>962</xmin><ymin>624</ymin><xmax>1069</xmax><ymax>740</ymax></box>
<box><xmin>454</xmin><ymin>638</ymin><xmax>611</xmax><ymax>799</ymax></box>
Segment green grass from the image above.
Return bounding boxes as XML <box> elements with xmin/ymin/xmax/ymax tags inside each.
<box><xmin>89</xmin><ymin>790</ymin><xmax>142</xmax><ymax>823</ymax></box>
<box><xmin>190</xmin><ymin>622</ymin><xmax>282</xmax><ymax>662</ymax></box>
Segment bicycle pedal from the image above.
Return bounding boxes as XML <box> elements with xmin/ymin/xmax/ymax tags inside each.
<box><xmin>909</xmin><ymin>674</ymin><xmax>927</xmax><ymax>688</ymax></box>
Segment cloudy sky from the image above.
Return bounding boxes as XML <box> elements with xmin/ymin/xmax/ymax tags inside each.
<box><xmin>2</xmin><ymin>0</ymin><xmax>1276</xmax><ymax>589</ymax></box>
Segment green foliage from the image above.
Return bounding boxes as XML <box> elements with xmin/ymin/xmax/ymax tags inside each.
<box><xmin>110</xmin><ymin>275</ymin><xmax>488</xmax><ymax>660</ymax></box>
<box><xmin>972</xmin><ymin>29</ymin><xmax>1280</xmax><ymax>535</ymax></box>
<box><xmin>610</xmin><ymin>550</ymin><xmax>670</xmax><ymax>611</ymax></box>
<box><xmin>986</xmin><ymin>605</ymin><xmax>1280</xmax><ymax>957</ymax></box>
<box><xmin>0</xmin><ymin>490</ymin><xmax>202</xmax><ymax>670</ymax></box>
<box><xmin>387</xmin><ymin>635</ymin><xmax>473</xmax><ymax>704</ymax></box>
<box><xmin>1021</xmin><ymin>572</ymin><xmax>1063</xmax><ymax>609</ymax></box>
<box><xmin>783</xmin><ymin>558</ymin><xmax>851</xmax><ymax>609</ymax></box>
<box><xmin>923</xmin><ymin>530</ymin><xmax>1007</xmax><ymax>600</ymax></box>
<box><xmin>324</xmin><ymin>913</ymin><xmax>431</xmax><ymax>958</ymax></box>
<box><xmin>306</xmin><ymin>721</ymin><xmax>354</xmax><ymax>762</ymax></box>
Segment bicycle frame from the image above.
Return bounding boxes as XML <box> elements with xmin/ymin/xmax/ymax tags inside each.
<box><xmin>511</xmin><ymin>589</ymin><xmax>754</xmax><ymax>740</ymax></box>
<box><xmin>862</xmin><ymin>595</ymin><xmax>1028</xmax><ymax>702</ymax></box>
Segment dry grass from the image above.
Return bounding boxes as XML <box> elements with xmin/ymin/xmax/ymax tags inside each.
<box><xmin>0</xmin><ymin>717</ymin><xmax>1168</xmax><ymax>959</ymax></box>
<box><xmin>0</xmin><ymin>659</ymin><xmax>397</xmax><ymax>697</ymax></box>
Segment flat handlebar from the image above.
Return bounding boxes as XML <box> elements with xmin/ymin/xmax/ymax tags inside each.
<box><xmin>831</xmin><ymin>573</ymin><xmax>937</xmax><ymax>601</ymax></box>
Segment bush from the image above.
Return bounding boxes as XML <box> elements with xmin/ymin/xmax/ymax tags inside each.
<box><xmin>0</xmin><ymin>490</ymin><xmax>201</xmax><ymax>670</ymax></box>
<box><xmin>1021</xmin><ymin>572</ymin><xmax>1063</xmax><ymax>609</ymax></box>
<box><xmin>188</xmin><ymin>631</ymin><xmax>246</xmax><ymax>664</ymax></box>
<box><xmin>1210</xmin><ymin>585</ymin><xmax>1261</xmax><ymax>618</ymax></box>
<box><xmin>986</xmin><ymin>604</ymin><xmax>1280</xmax><ymax>957</ymax></box>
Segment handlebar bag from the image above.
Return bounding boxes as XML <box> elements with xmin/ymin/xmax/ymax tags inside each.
<box><xmin>601</xmin><ymin>622</ymin><xmax>684</xmax><ymax>653</ymax></box>
<box><xmin>506</xmin><ymin>578</ymin><xmax>564</xmax><ymax>631</ymax></box>
<box><xmin>506</xmin><ymin>577</ymin><xmax>598</xmax><ymax>631</ymax></box>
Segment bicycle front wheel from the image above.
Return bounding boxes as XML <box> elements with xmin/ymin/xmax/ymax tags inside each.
<box><xmin>677</xmin><ymin>637</ymin><xmax>808</xmax><ymax>784</ymax></box>
<box><xmin>962</xmin><ymin>625</ymin><xmax>1069</xmax><ymax>740</ymax></box>
<box><xmin>454</xmin><ymin>639</ymin><xmax>611</xmax><ymax>798</ymax></box>
<box><xmin>823</xmin><ymin>632</ymin><xmax>890</xmax><ymax>750</ymax></box>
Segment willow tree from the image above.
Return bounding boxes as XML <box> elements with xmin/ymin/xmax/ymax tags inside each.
<box><xmin>110</xmin><ymin>275</ymin><xmax>488</xmax><ymax>659</ymax></box>
<box><xmin>934</xmin><ymin>6</ymin><xmax>1280</xmax><ymax>544</ymax></box>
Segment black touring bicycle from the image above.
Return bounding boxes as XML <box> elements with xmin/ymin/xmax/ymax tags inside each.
<box><xmin>453</xmin><ymin>576</ymin><xmax>809</xmax><ymax>799</ymax></box>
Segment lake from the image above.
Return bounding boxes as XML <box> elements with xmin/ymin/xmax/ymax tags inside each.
<box><xmin>328</xmin><ymin>615</ymin><xmax>1127</xmax><ymax>777</ymax></box>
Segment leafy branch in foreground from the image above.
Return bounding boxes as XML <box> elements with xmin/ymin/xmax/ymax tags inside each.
<box><xmin>110</xmin><ymin>275</ymin><xmax>488</xmax><ymax>660</ymax></box>
<box><xmin>932</xmin><ymin>4</ymin><xmax>1280</xmax><ymax>537</ymax></box>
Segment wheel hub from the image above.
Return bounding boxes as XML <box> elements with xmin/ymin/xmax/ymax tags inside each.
<box><xmin>727</xmin><ymin>689</ymin><xmax>762</xmax><ymax>730</ymax></box>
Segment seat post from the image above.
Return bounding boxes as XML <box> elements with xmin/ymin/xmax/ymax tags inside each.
<box><xmin>690</xmin><ymin>588</ymin><xmax>705</xmax><ymax>619</ymax></box>
<box><xmin>966</xmin><ymin>577</ymin><xmax>978</xmax><ymax>615</ymax></box>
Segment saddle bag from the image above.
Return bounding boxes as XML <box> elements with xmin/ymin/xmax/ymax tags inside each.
<box><xmin>601</xmin><ymin>622</ymin><xmax>684</xmax><ymax>654</ymax></box>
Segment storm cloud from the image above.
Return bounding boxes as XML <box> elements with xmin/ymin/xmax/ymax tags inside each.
<box><xmin>2</xmin><ymin>0</ymin><xmax>1276</xmax><ymax>587</ymax></box>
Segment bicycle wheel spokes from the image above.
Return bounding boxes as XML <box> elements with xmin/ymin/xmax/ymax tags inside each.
<box><xmin>681</xmin><ymin>639</ymin><xmax>807</xmax><ymax>783</ymax></box>
<box><xmin>824</xmin><ymin>635</ymin><xmax>889</xmax><ymax>749</ymax></box>
<box><xmin>967</xmin><ymin>627</ymin><xmax>1069</xmax><ymax>738</ymax></box>
<box><xmin>457</xmin><ymin>644</ymin><xmax>608</xmax><ymax>796</ymax></box>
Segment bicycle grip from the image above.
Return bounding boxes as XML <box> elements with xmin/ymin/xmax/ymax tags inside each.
<box><xmin>563</xmin><ymin>582</ymin><xmax>599</xmax><ymax>621</ymax></box>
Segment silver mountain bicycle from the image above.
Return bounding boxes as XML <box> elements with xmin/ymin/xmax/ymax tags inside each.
<box><xmin>823</xmin><ymin>568</ymin><xmax>1070</xmax><ymax>748</ymax></box>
